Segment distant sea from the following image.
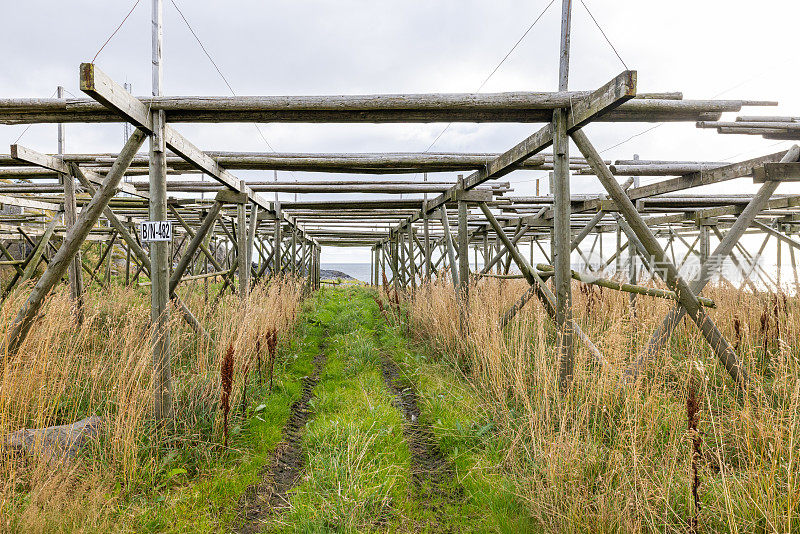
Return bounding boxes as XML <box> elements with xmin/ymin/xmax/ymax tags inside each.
<box><xmin>322</xmin><ymin>263</ymin><xmax>372</xmax><ymax>283</ymax></box>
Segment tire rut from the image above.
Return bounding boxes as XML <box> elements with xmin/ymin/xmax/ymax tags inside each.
<box><xmin>380</xmin><ymin>355</ymin><xmax>461</xmax><ymax>503</ymax></box>
<box><xmin>236</xmin><ymin>349</ymin><xmax>326</xmax><ymax>534</ymax></box>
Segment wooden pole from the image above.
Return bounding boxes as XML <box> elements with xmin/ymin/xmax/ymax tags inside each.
<box><xmin>150</xmin><ymin>0</ymin><xmax>172</xmax><ymax>422</ymax></box>
<box><xmin>458</xmin><ymin>185</ymin><xmax>470</xmax><ymax>298</ymax></box>
<box><xmin>5</xmin><ymin>130</ymin><xmax>146</xmax><ymax>356</ymax></box>
<box><xmin>58</xmin><ymin>86</ymin><xmax>84</xmax><ymax>323</ymax></box>
<box><xmin>273</xmin><ymin>204</ymin><xmax>282</xmax><ymax>277</ymax></box>
<box><xmin>629</xmin><ymin>155</ymin><xmax>640</xmax><ymax>318</ymax></box>
<box><xmin>439</xmin><ymin>207</ymin><xmax>459</xmax><ymax>286</ymax></box>
<box><xmin>554</xmin><ymin>0</ymin><xmax>574</xmax><ymax>390</ymax></box>
<box><xmin>237</xmin><ymin>200</ymin><xmax>249</xmax><ymax>298</ymax></box>
<box><xmin>247</xmin><ymin>203</ymin><xmax>258</xmax><ymax>280</ymax></box>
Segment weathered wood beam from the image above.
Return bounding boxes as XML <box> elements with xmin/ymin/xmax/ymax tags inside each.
<box><xmin>1</xmin><ymin>92</ymin><xmax>766</xmax><ymax>124</ymax></box>
<box><xmin>4</xmin><ymin>129</ymin><xmax>146</xmax><ymax>356</ymax></box>
<box><xmin>572</xmin><ymin>128</ymin><xmax>747</xmax><ymax>389</ymax></box>
<box><xmin>480</xmin><ymin>202</ymin><xmax>604</xmax><ymax>365</ymax></box>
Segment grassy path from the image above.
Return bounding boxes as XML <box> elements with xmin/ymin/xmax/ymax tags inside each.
<box><xmin>240</xmin><ymin>286</ymin><xmax>531</xmax><ymax>533</ymax></box>
<box><xmin>137</xmin><ymin>286</ymin><xmax>531</xmax><ymax>532</ymax></box>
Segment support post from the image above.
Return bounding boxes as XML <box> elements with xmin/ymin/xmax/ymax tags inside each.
<box><xmin>458</xmin><ymin>188</ymin><xmax>470</xmax><ymax>298</ymax></box>
<box><xmin>150</xmin><ymin>0</ymin><xmax>172</xmax><ymax>421</ymax></box>
<box><xmin>554</xmin><ymin>0</ymin><xmax>574</xmax><ymax>389</ymax></box>
<box><xmin>273</xmin><ymin>204</ymin><xmax>282</xmax><ymax>277</ymax></box>
<box><xmin>247</xmin><ymin>203</ymin><xmax>258</xmax><ymax>281</ymax></box>
<box><xmin>58</xmin><ymin>86</ymin><xmax>84</xmax><ymax>323</ymax></box>
<box><xmin>5</xmin><ymin>130</ymin><xmax>146</xmax><ymax>356</ymax></box>
<box><xmin>439</xmin><ymin>207</ymin><xmax>459</xmax><ymax>286</ymax></box>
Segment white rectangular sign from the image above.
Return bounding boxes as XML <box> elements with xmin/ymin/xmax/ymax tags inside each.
<box><xmin>140</xmin><ymin>220</ymin><xmax>172</xmax><ymax>242</ymax></box>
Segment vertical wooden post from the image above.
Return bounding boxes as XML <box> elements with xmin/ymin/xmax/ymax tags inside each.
<box><xmin>458</xmin><ymin>188</ymin><xmax>469</xmax><ymax>298</ymax></box>
<box><xmin>375</xmin><ymin>244</ymin><xmax>381</xmax><ymax>286</ymax></box>
<box><xmin>391</xmin><ymin>234</ymin><xmax>400</xmax><ymax>293</ymax></box>
<box><xmin>291</xmin><ymin>226</ymin><xmax>297</xmax><ymax>276</ymax></box>
<box><xmin>530</xmin><ymin>238</ymin><xmax>534</xmax><ymax>265</ymax></box>
<box><xmin>423</xmin><ymin>175</ymin><xmax>431</xmax><ymax>283</ymax></box>
<box><xmin>399</xmin><ymin>227</ymin><xmax>407</xmax><ymax>287</ymax></box>
<box><xmin>629</xmin><ymin>155</ymin><xmax>640</xmax><ymax>314</ymax></box>
<box><xmin>273</xmin><ymin>204</ymin><xmax>282</xmax><ymax>277</ymax></box>
<box><xmin>247</xmin><ymin>203</ymin><xmax>258</xmax><ymax>282</ymax></box>
<box><xmin>58</xmin><ymin>86</ymin><xmax>84</xmax><ymax>323</ymax></box>
<box><xmin>237</xmin><ymin>199</ymin><xmax>249</xmax><ymax>298</ymax></box>
<box><xmin>554</xmin><ymin>0</ymin><xmax>574</xmax><ymax>390</ymax></box>
<box><xmin>315</xmin><ymin>244</ymin><xmax>321</xmax><ymax>290</ymax></box>
<box><xmin>150</xmin><ymin>0</ymin><xmax>172</xmax><ymax>422</ymax></box>
<box><xmin>408</xmin><ymin>226</ymin><xmax>418</xmax><ymax>290</ymax></box>
<box><xmin>125</xmin><ymin>217</ymin><xmax>132</xmax><ymax>286</ymax></box>
<box><xmin>483</xmin><ymin>232</ymin><xmax>489</xmax><ymax>271</ymax></box>
<box><xmin>777</xmin><ymin>222</ymin><xmax>782</xmax><ymax>290</ymax></box>
<box><xmin>440</xmin><ymin>207</ymin><xmax>459</xmax><ymax>287</ymax></box>
<box><xmin>104</xmin><ymin>234</ymin><xmax>114</xmax><ymax>286</ymax></box>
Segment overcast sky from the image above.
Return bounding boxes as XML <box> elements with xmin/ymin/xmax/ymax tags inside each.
<box><xmin>2</xmin><ymin>1</ymin><xmax>798</xmax><ymax>264</ymax></box>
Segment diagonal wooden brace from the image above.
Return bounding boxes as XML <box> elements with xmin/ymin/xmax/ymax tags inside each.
<box><xmin>480</xmin><ymin>203</ymin><xmax>604</xmax><ymax>366</ymax></box>
<box><xmin>5</xmin><ymin>129</ymin><xmax>147</xmax><ymax>356</ymax></box>
<box><xmin>572</xmin><ymin>128</ymin><xmax>749</xmax><ymax>389</ymax></box>
<box><xmin>633</xmin><ymin>144</ymin><xmax>800</xmax><ymax>378</ymax></box>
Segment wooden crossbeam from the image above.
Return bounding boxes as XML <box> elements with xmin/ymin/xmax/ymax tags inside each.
<box><xmin>383</xmin><ymin>70</ymin><xmax>636</xmax><ymax>240</ymax></box>
<box><xmin>0</xmin><ymin>194</ymin><xmax>60</xmax><ymax>212</ymax></box>
<box><xmin>753</xmin><ymin>162</ymin><xmax>800</xmax><ymax>182</ymax></box>
<box><xmin>78</xmin><ymin>64</ymin><xmax>322</xmax><ymax>243</ymax></box>
<box><xmin>10</xmin><ymin>143</ymin><xmax>145</xmax><ymax>199</ymax></box>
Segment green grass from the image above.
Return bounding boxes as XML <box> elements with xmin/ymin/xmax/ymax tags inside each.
<box><xmin>126</xmin><ymin>297</ymin><xmax>323</xmax><ymax>533</ymax></box>
<box><xmin>116</xmin><ymin>286</ymin><xmax>531</xmax><ymax>532</ymax></box>
<box><xmin>259</xmin><ymin>286</ymin><xmax>531</xmax><ymax>533</ymax></box>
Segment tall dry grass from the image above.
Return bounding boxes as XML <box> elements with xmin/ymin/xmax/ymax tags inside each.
<box><xmin>408</xmin><ymin>277</ymin><xmax>800</xmax><ymax>532</ymax></box>
<box><xmin>0</xmin><ymin>277</ymin><xmax>303</xmax><ymax>532</ymax></box>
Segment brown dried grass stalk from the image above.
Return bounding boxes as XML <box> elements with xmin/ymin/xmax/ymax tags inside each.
<box><xmin>0</xmin><ymin>276</ymin><xmax>303</xmax><ymax>530</ymax></box>
<box><xmin>408</xmin><ymin>277</ymin><xmax>800</xmax><ymax>532</ymax></box>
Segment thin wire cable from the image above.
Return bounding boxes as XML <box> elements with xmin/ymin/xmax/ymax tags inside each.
<box><xmin>170</xmin><ymin>0</ymin><xmax>278</xmax><ymax>153</ymax></box>
<box><xmin>13</xmin><ymin>88</ymin><xmax>58</xmax><ymax>144</ymax></box>
<box><xmin>424</xmin><ymin>0</ymin><xmax>556</xmax><ymax>152</ymax></box>
<box><xmin>92</xmin><ymin>0</ymin><xmax>143</xmax><ymax>63</ymax></box>
<box><xmin>579</xmin><ymin>0</ymin><xmax>628</xmax><ymax>70</ymax></box>
<box><xmin>599</xmin><ymin>124</ymin><xmax>663</xmax><ymax>154</ymax></box>
<box><xmin>599</xmin><ymin>63</ymin><xmax>779</xmax><ymax>155</ymax></box>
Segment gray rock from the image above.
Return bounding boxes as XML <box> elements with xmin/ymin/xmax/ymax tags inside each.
<box><xmin>4</xmin><ymin>416</ymin><xmax>102</xmax><ymax>461</ymax></box>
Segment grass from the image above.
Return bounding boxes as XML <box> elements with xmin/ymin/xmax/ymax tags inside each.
<box><xmin>0</xmin><ymin>276</ymin><xmax>305</xmax><ymax>532</ymax></box>
<box><xmin>232</xmin><ymin>286</ymin><xmax>532</xmax><ymax>533</ymax></box>
<box><xmin>4</xmin><ymin>272</ymin><xmax>799</xmax><ymax>532</ymax></box>
<box><xmin>407</xmin><ymin>277</ymin><xmax>800</xmax><ymax>532</ymax></box>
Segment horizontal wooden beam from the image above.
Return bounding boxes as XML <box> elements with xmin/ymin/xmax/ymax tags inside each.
<box><xmin>11</xmin><ymin>144</ymin><xmax>145</xmax><ymax>199</ymax></box>
<box><xmin>626</xmin><ymin>149</ymin><xmax>794</xmax><ymax>200</ymax></box>
<box><xmin>79</xmin><ymin>64</ymin><xmax>326</xmax><ymax>244</ymax></box>
<box><xmin>753</xmin><ymin>162</ymin><xmax>800</xmax><ymax>182</ymax></box>
<box><xmin>1</xmin><ymin>89</ymin><xmax>768</xmax><ymax>124</ymax></box>
<box><xmin>0</xmin><ymin>194</ymin><xmax>60</xmax><ymax>212</ymax></box>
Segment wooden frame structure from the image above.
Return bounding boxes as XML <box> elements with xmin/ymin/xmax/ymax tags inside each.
<box><xmin>1</xmin><ymin>0</ymin><xmax>798</xmax><ymax>417</ymax></box>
